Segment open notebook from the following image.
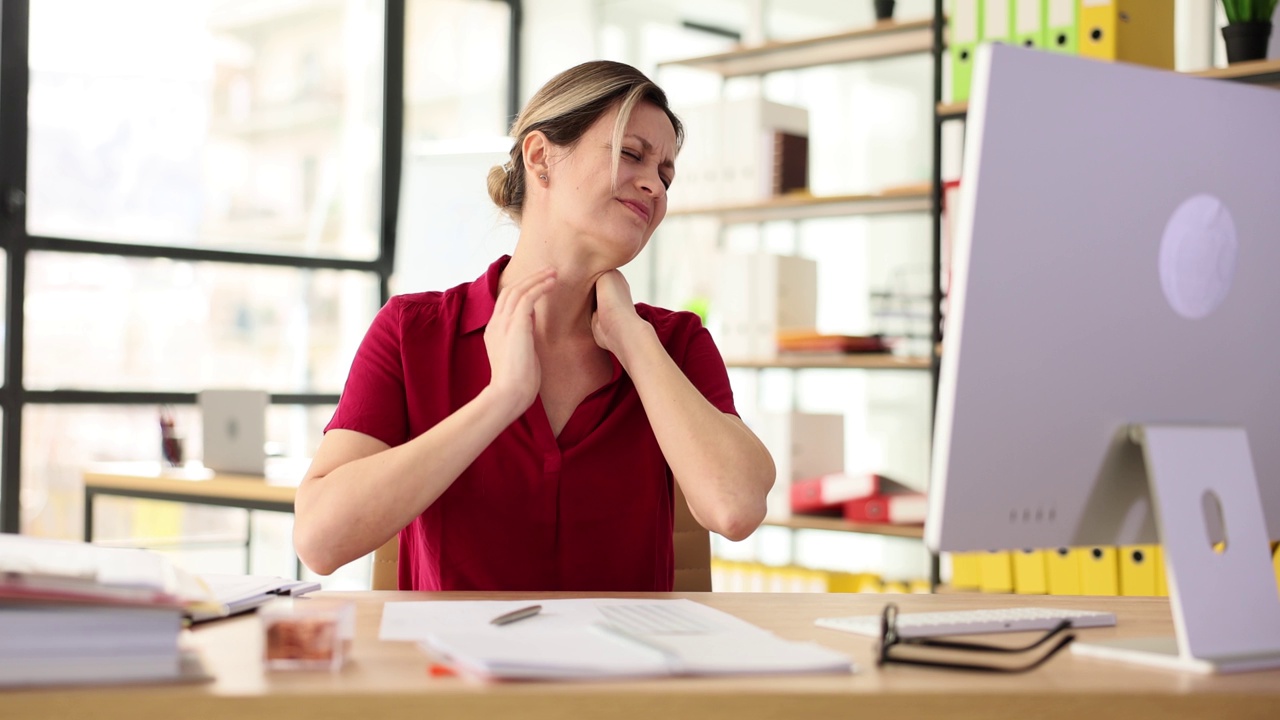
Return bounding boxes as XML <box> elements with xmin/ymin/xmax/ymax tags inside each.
<box><xmin>380</xmin><ymin>598</ymin><xmax>854</xmax><ymax>680</ymax></box>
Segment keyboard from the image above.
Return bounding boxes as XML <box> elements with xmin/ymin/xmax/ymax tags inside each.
<box><xmin>815</xmin><ymin>607</ymin><xmax>1117</xmax><ymax>638</ymax></box>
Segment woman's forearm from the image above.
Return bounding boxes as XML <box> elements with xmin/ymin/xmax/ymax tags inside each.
<box><xmin>293</xmin><ymin>386</ymin><xmax>525</xmax><ymax>574</ymax></box>
<box><xmin>616</xmin><ymin>324</ymin><xmax>775</xmax><ymax>541</ymax></box>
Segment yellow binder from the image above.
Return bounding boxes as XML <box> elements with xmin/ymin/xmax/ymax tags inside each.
<box><xmin>948</xmin><ymin>551</ymin><xmax>982</xmax><ymax>590</ymax></box>
<box><xmin>979</xmin><ymin>550</ymin><xmax>1014</xmax><ymax>593</ymax></box>
<box><xmin>1012</xmin><ymin>549</ymin><xmax>1048</xmax><ymax>594</ymax></box>
<box><xmin>950</xmin><ymin>0</ymin><xmax>983</xmax><ymax>102</ymax></box>
<box><xmin>1118</xmin><ymin>545</ymin><xmax>1159</xmax><ymax>596</ymax></box>
<box><xmin>826</xmin><ymin>571</ymin><xmax>868</xmax><ymax>593</ymax></box>
<box><xmin>882</xmin><ymin>580</ymin><xmax>909</xmax><ymax>594</ymax></box>
<box><xmin>1081</xmin><ymin>546</ymin><xmax>1120</xmax><ymax>596</ymax></box>
<box><xmin>1077</xmin><ymin>0</ymin><xmax>1174</xmax><ymax>69</ymax></box>
<box><xmin>1013</xmin><ymin>0</ymin><xmax>1044</xmax><ymax>49</ymax></box>
<box><xmin>1272</xmin><ymin>542</ymin><xmax>1279</xmax><ymax>597</ymax></box>
<box><xmin>1042</xmin><ymin>0</ymin><xmax>1079</xmax><ymax>55</ymax></box>
<box><xmin>857</xmin><ymin>574</ymin><xmax>885</xmax><ymax>593</ymax></box>
<box><xmin>1046</xmin><ymin>546</ymin><xmax>1082</xmax><ymax>595</ymax></box>
<box><xmin>1154</xmin><ymin>545</ymin><xmax>1168</xmax><ymax>597</ymax></box>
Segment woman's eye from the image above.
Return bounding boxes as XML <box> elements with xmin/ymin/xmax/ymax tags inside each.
<box><xmin>622</xmin><ymin>149</ymin><xmax>641</xmax><ymax>161</ymax></box>
<box><xmin>660</xmin><ymin>177</ymin><xmax>672</xmax><ymax>190</ymax></box>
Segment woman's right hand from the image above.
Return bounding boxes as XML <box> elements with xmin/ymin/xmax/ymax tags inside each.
<box><xmin>483</xmin><ymin>267</ymin><xmax>557</xmax><ymax>413</ymax></box>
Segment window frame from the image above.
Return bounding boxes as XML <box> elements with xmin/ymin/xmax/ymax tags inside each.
<box><xmin>0</xmin><ymin>0</ymin><xmax>523</xmax><ymax>532</ymax></box>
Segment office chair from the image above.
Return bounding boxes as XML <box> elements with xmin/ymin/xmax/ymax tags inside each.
<box><xmin>370</xmin><ymin>483</ymin><xmax>713</xmax><ymax>591</ymax></box>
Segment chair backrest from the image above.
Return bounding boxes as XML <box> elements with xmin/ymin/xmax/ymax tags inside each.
<box><xmin>368</xmin><ymin>484</ymin><xmax>712</xmax><ymax>591</ymax></box>
<box><xmin>370</xmin><ymin>535</ymin><xmax>400</xmax><ymax>591</ymax></box>
<box><xmin>669</xmin><ymin>482</ymin><xmax>712</xmax><ymax>591</ymax></box>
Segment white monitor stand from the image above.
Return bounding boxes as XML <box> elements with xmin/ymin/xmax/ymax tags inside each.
<box><xmin>1070</xmin><ymin>426</ymin><xmax>1280</xmax><ymax>673</ymax></box>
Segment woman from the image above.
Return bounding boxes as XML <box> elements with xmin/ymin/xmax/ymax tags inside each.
<box><xmin>294</xmin><ymin>60</ymin><xmax>774</xmax><ymax>591</ymax></box>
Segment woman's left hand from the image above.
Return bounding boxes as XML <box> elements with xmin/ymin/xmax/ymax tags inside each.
<box><xmin>591</xmin><ymin>270</ymin><xmax>645</xmax><ymax>357</ymax></box>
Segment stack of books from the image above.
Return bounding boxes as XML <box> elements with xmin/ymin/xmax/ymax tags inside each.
<box><xmin>789</xmin><ymin>472</ymin><xmax>927</xmax><ymax>524</ymax></box>
<box><xmin>0</xmin><ymin>535</ymin><xmax>217</xmax><ymax>687</ymax></box>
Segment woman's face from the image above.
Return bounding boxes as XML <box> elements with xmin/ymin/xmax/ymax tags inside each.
<box><xmin>544</xmin><ymin>100</ymin><xmax>676</xmax><ymax>267</ymax></box>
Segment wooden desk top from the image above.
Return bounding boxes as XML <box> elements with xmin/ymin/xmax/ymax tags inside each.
<box><xmin>5</xmin><ymin>592</ymin><xmax>1277</xmax><ymax>720</ymax></box>
<box><xmin>82</xmin><ymin>461</ymin><xmax>305</xmax><ymax>505</ymax></box>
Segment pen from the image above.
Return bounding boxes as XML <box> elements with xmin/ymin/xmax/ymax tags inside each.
<box><xmin>490</xmin><ymin>604</ymin><xmax>542</xmax><ymax>626</ymax></box>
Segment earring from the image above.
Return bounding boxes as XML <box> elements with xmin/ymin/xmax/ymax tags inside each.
<box><xmin>539</xmin><ymin>174</ymin><xmax>548</xmax><ymax>182</ymax></box>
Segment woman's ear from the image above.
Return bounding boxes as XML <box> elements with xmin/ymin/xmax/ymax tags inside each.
<box><xmin>522</xmin><ymin>131</ymin><xmax>551</xmax><ymax>183</ymax></box>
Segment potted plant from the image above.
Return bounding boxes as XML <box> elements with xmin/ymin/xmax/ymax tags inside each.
<box><xmin>1221</xmin><ymin>0</ymin><xmax>1278</xmax><ymax>64</ymax></box>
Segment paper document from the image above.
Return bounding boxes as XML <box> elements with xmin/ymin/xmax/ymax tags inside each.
<box><xmin>189</xmin><ymin>573</ymin><xmax>321</xmax><ymax>623</ymax></box>
<box><xmin>0</xmin><ymin>534</ymin><xmax>216</xmax><ymax>610</ymax></box>
<box><xmin>380</xmin><ymin>598</ymin><xmax>853</xmax><ymax>680</ymax></box>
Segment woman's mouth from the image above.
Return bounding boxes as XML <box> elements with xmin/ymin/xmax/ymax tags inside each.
<box><xmin>619</xmin><ymin>199</ymin><xmax>650</xmax><ymax>223</ymax></box>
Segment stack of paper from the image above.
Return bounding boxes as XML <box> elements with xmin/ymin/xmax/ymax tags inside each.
<box><xmin>190</xmin><ymin>573</ymin><xmax>320</xmax><ymax>623</ymax></box>
<box><xmin>0</xmin><ymin>535</ymin><xmax>213</xmax><ymax>687</ymax></box>
<box><xmin>0</xmin><ymin>601</ymin><xmax>187</xmax><ymax>686</ymax></box>
<box><xmin>380</xmin><ymin>598</ymin><xmax>854</xmax><ymax>681</ymax></box>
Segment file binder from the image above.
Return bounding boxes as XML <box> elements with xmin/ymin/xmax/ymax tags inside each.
<box><xmin>1042</xmin><ymin>0</ymin><xmax>1079</xmax><ymax>55</ymax></box>
<box><xmin>1046</xmin><ymin>547</ymin><xmax>1082</xmax><ymax>595</ymax></box>
<box><xmin>1012</xmin><ymin>549</ymin><xmax>1048</xmax><ymax>594</ymax></box>
<box><xmin>842</xmin><ymin>492</ymin><xmax>927</xmax><ymax>524</ymax></box>
<box><xmin>1273</xmin><ymin>542</ymin><xmax>1279</xmax><ymax>598</ymax></box>
<box><xmin>1118</xmin><ymin>545</ymin><xmax>1158</xmax><ymax>596</ymax></box>
<box><xmin>984</xmin><ymin>0</ymin><xmax>1013</xmax><ymax>46</ymax></box>
<box><xmin>1013</xmin><ymin>0</ymin><xmax>1044</xmax><ymax>49</ymax></box>
<box><xmin>950</xmin><ymin>0</ymin><xmax>982</xmax><ymax>102</ymax></box>
<box><xmin>1080</xmin><ymin>546</ymin><xmax>1120</xmax><ymax>596</ymax></box>
<box><xmin>1077</xmin><ymin>0</ymin><xmax>1174</xmax><ymax>69</ymax></box>
<box><xmin>1154</xmin><ymin>545</ymin><xmax>1168</xmax><ymax>597</ymax></box>
<box><xmin>948</xmin><ymin>551</ymin><xmax>982</xmax><ymax>590</ymax></box>
<box><xmin>789</xmin><ymin>473</ymin><xmax>910</xmax><ymax>514</ymax></box>
<box><xmin>978</xmin><ymin>550</ymin><xmax>1014</xmax><ymax>593</ymax></box>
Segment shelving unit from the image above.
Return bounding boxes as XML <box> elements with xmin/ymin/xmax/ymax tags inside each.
<box><xmin>658</xmin><ymin>13</ymin><xmax>947</xmax><ymax>587</ymax></box>
<box><xmin>660</xmin><ymin>5</ymin><xmax>1279</xmax><ymax>593</ymax></box>
<box><xmin>763</xmin><ymin>515</ymin><xmax>925</xmax><ymax>540</ymax></box>
<box><xmin>657</xmin><ymin>19</ymin><xmax>934</xmax><ymax>77</ymax></box>
<box><xmin>936</xmin><ymin>58</ymin><xmax>1280</xmax><ymax>119</ymax></box>
<box><xmin>667</xmin><ymin>190</ymin><xmax>931</xmax><ymax>224</ymax></box>
<box><xmin>726</xmin><ymin>355</ymin><xmax>931</xmax><ymax>371</ymax></box>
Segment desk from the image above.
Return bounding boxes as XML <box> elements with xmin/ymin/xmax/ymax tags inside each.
<box><xmin>5</xmin><ymin>592</ymin><xmax>1276</xmax><ymax>719</ymax></box>
<box><xmin>82</xmin><ymin>462</ymin><xmax>302</xmax><ymax>575</ymax></box>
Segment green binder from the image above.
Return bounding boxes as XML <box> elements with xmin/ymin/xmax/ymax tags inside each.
<box><xmin>1014</xmin><ymin>0</ymin><xmax>1045</xmax><ymax>49</ymax></box>
<box><xmin>1042</xmin><ymin>0</ymin><xmax>1079</xmax><ymax>55</ymax></box>
<box><xmin>984</xmin><ymin>0</ymin><xmax>1014</xmax><ymax>46</ymax></box>
<box><xmin>950</xmin><ymin>0</ymin><xmax>983</xmax><ymax>102</ymax></box>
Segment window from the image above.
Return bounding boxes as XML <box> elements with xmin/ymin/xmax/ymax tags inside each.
<box><xmin>25</xmin><ymin>252</ymin><xmax>378</xmax><ymax>393</ymax></box>
<box><xmin>27</xmin><ymin>0</ymin><xmax>385</xmax><ymax>259</ymax></box>
<box><xmin>0</xmin><ymin>0</ymin><xmax>518</xmax><ymax>588</ymax></box>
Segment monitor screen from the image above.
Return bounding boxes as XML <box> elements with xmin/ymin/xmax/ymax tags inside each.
<box><xmin>926</xmin><ymin>44</ymin><xmax>1280</xmax><ymax>554</ymax></box>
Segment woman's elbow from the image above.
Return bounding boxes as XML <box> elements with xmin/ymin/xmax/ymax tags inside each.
<box><xmin>711</xmin><ymin>496</ymin><xmax>768</xmax><ymax>542</ymax></box>
<box><xmin>292</xmin><ymin>521</ymin><xmax>340</xmax><ymax>577</ymax></box>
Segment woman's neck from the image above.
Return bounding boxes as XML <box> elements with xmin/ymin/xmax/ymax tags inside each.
<box><xmin>501</xmin><ymin>231</ymin><xmax>604</xmax><ymax>341</ymax></box>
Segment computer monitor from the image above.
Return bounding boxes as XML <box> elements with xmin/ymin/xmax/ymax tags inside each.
<box><xmin>926</xmin><ymin>44</ymin><xmax>1280</xmax><ymax>673</ymax></box>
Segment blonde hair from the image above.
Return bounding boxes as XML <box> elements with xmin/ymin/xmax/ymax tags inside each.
<box><xmin>486</xmin><ymin>60</ymin><xmax>684</xmax><ymax>224</ymax></box>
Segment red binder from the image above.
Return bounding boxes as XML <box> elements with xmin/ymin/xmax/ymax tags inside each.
<box><xmin>789</xmin><ymin>473</ymin><xmax>910</xmax><ymax>513</ymax></box>
<box><xmin>842</xmin><ymin>492</ymin><xmax>928</xmax><ymax>524</ymax></box>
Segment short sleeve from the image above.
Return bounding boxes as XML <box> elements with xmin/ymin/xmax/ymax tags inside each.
<box><xmin>324</xmin><ymin>297</ymin><xmax>410</xmax><ymax>446</ymax></box>
<box><xmin>647</xmin><ymin>309</ymin><xmax>738</xmax><ymax>418</ymax></box>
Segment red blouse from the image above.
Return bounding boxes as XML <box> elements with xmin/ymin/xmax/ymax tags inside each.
<box><xmin>325</xmin><ymin>257</ymin><xmax>737</xmax><ymax>591</ymax></box>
